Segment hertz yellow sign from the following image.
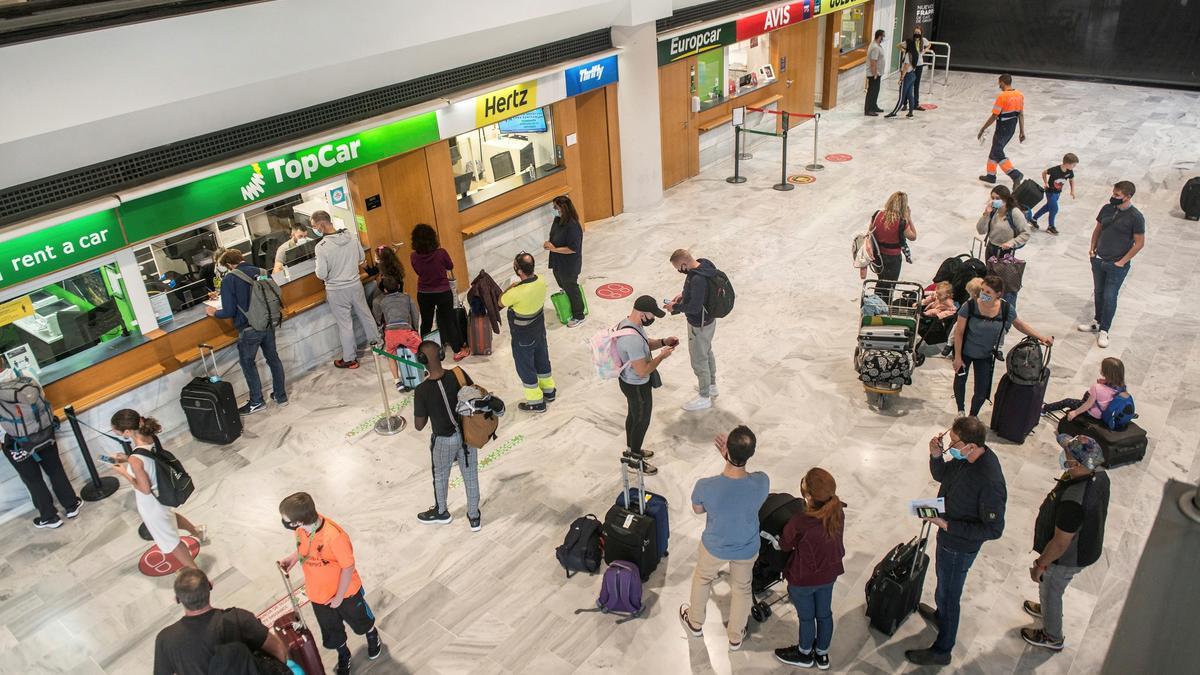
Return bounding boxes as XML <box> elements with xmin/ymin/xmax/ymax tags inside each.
<box><xmin>476</xmin><ymin>81</ymin><xmax>538</xmax><ymax>127</ymax></box>
<box><xmin>819</xmin><ymin>0</ymin><xmax>869</xmax><ymax>15</ymax></box>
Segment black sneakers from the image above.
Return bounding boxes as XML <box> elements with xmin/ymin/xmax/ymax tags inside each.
<box><xmin>366</xmin><ymin>628</ymin><xmax>382</xmax><ymax>659</ymax></box>
<box><xmin>518</xmin><ymin>401</ymin><xmax>547</xmax><ymax>413</ymax></box>
<box><xmin>814</xmin><ymin>652</ymin><xmax>830</xmax><ymax>670</ymax></box>
<box><xmin>774</xmin><ymin>646</ymin><xmax>814</xmax><ymax>668</ymax></box>
<box><xmin>469</xmin><ymin>512</ymin><xmax>482</xmax><ymax>532</ymax></box>
<box><xmin>1023</xmin><ymin>600</ymin><xmax>1043</xmax><ymax>618</ymax></box>
<box><xmin>238</xmin><ymin>401</ymin><xmax>266</xmax><ymax>415</ymax></box>
<box><xmin>978</xmin><ymin>174</ymin><xmax>997</xmax><ymax>184</ymax></box>
<box><xmin>622</xmin><ymin>449</ymin><xmax>655</xmax><ymax>460</ymax></box>
<box><xmin>918</xmin><ymin>602</ymin><xmax>939</xmax><ymax>623</ymax></box>
<box><xmin>417</xmin><ymin>507</ymin><xmax>451</xmax><ymax>525</ymax></box>
<box><xmin>65</xmin><ymin>499</ymin><xmax>83</xmax><ymax>518</ymax></box>
<box><xmin>543</xmin><ymin>388</ymin><xmax>557</xmax><ymax>403</ymax></box>
<box><xmin>34</xmin><ymin>515</ymin><xmax>62</xmax><ymax>529</ymax></box>
<box><xmin>1021</xmin><ymin>627</ymin><xmax>1064</xmax><ymax>651</ymax></box>
<box><xmin>905</xmin><ymin>648</ymin><xmax>951</xmax><ymax>666</ymax></box>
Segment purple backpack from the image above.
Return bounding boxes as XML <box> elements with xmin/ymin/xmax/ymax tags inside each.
<box><xmin>597</xmin><ymin>561</ymin><xmax>643</xmax><ymax>619</ymax></box>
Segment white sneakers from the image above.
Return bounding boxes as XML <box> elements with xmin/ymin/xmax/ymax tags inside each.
<box><xmin>1078</xmin><ymin>322</ymin><xmax>1110</xmax><ymax>348</ymax></box>
<box><xmin>1097</xmin><ymin>331</ymin><xmax>1110</xmax><ymax>348</ymax></box>
<box><xmin>707</xmin><ymin>384</ymin><xmax>719</xmax><ymax>398</ymax></box>
<box><xmin>1077</xmin><ymin>321</ymin><xmax>1099</xmax><ymax>332</ymax></box>
<box><xmin>682</xmin><ymin>396</ymin><xmax>713</xmax><ymax>412</ymax></box>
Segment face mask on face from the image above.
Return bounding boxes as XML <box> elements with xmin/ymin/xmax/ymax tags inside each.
<box><xmin>1109</xmin><ymin>196</ymin><xmax>1124</xmax><ymax>207</ymax></box>
<box><xmin>281</xmin><ymin>518</ymin><xmax>300</xmax><ymax>531</ymax></box>
<box><xmin>677</xmin><ymin>266</ymin><xmax>689</xmax><ymax>274</ymax></box>
<box><xmin>978</xmin><ymin>292</ymin><xmax>994</xmax><ymax>303</ymax></box>
<box><xmin>641</xmin><ymin>316</ymin><xmax>655</xmax><ymax>327</ymax></box>
<box><xmin>948</xmin><ymin>445</ymin><xmax>966</xmax><ymax>461</ymax></box>
<box><xmin>311</xmin><ymin>229</ymin><xmax>323</xmax><ymax>238</ymax></box>
<box><xmin>1057</xmin><ymin>450</ymin><xmax>1070</xmax><ymax>471</ymax></box>
<box><xmin>992</xmin><ymin>199</ymin><xmax>1004</xmax><ymax>209</ymax></box>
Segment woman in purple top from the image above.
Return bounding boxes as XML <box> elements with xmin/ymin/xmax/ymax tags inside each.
<box><xmin>410</xmin><ymin>223</ymin><xmax>468</xmax><ymax>360</ymax></box>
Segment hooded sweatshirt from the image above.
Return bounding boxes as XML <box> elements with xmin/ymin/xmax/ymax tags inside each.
<box><xmin>314</xmin><ymin>229</ymin><xmax>365</xmax><ymax>290</ymax></box>
<box><xmin>675</xmin><ymin>258</ymin><xmax>718</xmax><ymax>327</ymax></box>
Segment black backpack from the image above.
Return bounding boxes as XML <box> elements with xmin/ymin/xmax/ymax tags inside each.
<box><xmin>1006</xmin><ymin>336</ymin><xmax>1050</xmax><ymax>386</ymax></box>
<box><xmin>703</xmin><ymin>269</ymin><xmax>736</xmax><ymax>319</ymax></box>
<box><xmin>555</xmin><ymin>514</ymin><xmax>603</xmax><ymax>578</ymax></box>
<box><xmin>132</xmin><ymin>437</ymin><xmax>195</xmax><ymax>507</ymax></box>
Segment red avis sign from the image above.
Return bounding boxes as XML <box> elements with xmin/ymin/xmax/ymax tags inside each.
<box><xmin>736</xmin><ymin>1</ymin><xmax>817</xmax><ymax>40</ymax></box>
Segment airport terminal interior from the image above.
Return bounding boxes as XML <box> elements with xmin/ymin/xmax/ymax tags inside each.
<box><xmin>0</xmin><ymin>1</ymin><xmax>1197</xmax><ymax>674</ymax></box>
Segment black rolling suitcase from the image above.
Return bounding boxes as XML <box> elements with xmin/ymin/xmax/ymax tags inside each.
<box><xmin>865</xmin><ymin>521</ymin><xmax>931</xmax><ymax>635</ymax></box>
<box><xmin>1015</xmin><ymin>179</ymin><xmax>1045</xmax><ymax>211</ymax></box>
<box><xmin>602</xmin><ymin>461</ymin><xmax>659</xmax><ymax>581</ymax></box>
<box><xmin>990</xmin><ymin>374</ymin><xmax>1049</xmax><ymax>443</ymax></box>
<box><xmin>1181</xmin><ymin>176</ymin><xmax>1200</xmax><ymax>221</ymax></box>
<box><xmin>180</xmin><ymin>343</ymin><xmax>242</xmax><ymax>445</ymax></box>
<box><xmin>1055</xmin><ymin>414</ymin><xmax>1147</xmax><ymax>468</ymax></box>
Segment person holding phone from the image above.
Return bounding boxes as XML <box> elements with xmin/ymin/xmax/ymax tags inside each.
<box><xmin>906</xmin><ymin>416</ymin><xmax>1007</xmax><ymax>667</ymax></box>
<box><xmin>614</xmin><ymin>295</ymin><xmax>677</xmax><ymax>476</ymax></box>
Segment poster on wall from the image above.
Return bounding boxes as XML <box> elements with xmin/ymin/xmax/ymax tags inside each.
<box><xmin>329</xmin><ymin>185</ymin><xmax>348</xmax><ymax>209</ymax></box>
<box><xmin>4</xmin><ymin>344</ymin><xmax>40</xmax><ymax>377</ymax></box>
<box><xmin>904</xmin><ymin>0</ymin><xmax>937</xmax><ymax>39</ymax></box>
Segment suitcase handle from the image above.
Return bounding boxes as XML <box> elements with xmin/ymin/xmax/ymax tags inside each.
<box><xmin>277</xmin><ymin>563</ymin><xmax>310</xmax><ymax>630</ymax></box>
<box><xmin>620</xmin><ymin>459</ymin><xmax>647</xmax><ymax>515</ymax></box>
<box><xmin>197</xmin><ymin>343</ymin><xmax>219</xmax><ymax>380</ymax></box>
<box><xmin>911</xmin><ymin>520</ymin><xmax>933</xmax><ymax>578</ymax></box>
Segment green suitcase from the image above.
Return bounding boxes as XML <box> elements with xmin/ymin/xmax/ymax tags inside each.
<box><xmin>550</xmin><ymin>285</ymin><xmax>588</xmax><ymax>325</ymax></box>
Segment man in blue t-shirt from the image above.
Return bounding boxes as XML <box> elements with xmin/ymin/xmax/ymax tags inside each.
<box><xmin>679</xmin><ymin>425</ymin><xmax>769</xmax><ymax>651</ymax></box>
<box><xmin>1078</xmin><ymin>180</ymin><xmax>1146</xmax><ymax>348</ymax></box>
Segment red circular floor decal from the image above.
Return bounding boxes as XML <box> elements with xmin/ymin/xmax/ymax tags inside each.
<box><xmin>139</xmin><ymin>536</ymin><xmax>200</xmax><ymax>577</ymax></box>
<box><xmin>787</xmin><ymin>174</ymin><xmax>816</xmax><ymax>185</ymax></box>
<box><xmin>919</xmin><ymin>103</ymin><xmax>938</xmax><ymax>110</ymax></box>
<box><xmin>595</xmin><ymin>283</ymin><xmax>633</xmax><ymax>300</ymax></box>
<box><xmin>825</xmin><ymin>153</ymin><xmax>853</xmax><ymax>162</ymax></box>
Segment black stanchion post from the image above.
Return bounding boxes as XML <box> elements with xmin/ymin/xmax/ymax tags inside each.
<box><xmin>774</xmin><ymin>112</ymin><xmax>794</xmax><ymax>192</ymax></box>
<box><xmin>65</xmin><ymin>405</ymin><xmax>119</xmax><ymax>502</ymax></box>
<box><xmin>726</xmin><ymin>124</ymin><xmax>747</xmax><ymax>184</ymax></box>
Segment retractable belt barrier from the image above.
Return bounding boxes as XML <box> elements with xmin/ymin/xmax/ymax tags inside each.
<box><xmin>726</xmin><ymin>109</ymin><xmax>822</xmax><ymax>191</ymax></box>
<box><xmin>369</xmin><ymin>342</ymin><xmax>410</xmax><ymax>435</ymax></box>
<box><xmin>64</xmin><ymin>405</ymin><xmax>121</xmax><ymax>502</ymax></box>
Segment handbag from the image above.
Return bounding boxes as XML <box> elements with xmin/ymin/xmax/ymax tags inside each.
<box><xmin>987</xmin><ymin>250</ymin><xmax>1026</xmax><ymax>293</ymax></box>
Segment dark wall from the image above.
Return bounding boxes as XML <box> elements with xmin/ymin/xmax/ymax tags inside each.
<box><xmin>935</xmin><ymin>0</ymin><xmax>1200</xmax><ymax>89</ymax></box>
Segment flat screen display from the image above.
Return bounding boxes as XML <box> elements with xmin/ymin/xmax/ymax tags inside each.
<box><xmin>498</xmin><ymin>109</ymin><xmax>547</xmax><ymax>134</ymax></box>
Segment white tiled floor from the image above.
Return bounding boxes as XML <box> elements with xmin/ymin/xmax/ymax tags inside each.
<box><xmin>1</xmin><ymin>71</ymin><xmax>1197</xmax><ymax>674</ymax></box>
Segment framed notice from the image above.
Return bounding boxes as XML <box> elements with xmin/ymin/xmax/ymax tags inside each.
<box><xmin>732</xmin><ymin>106</ymin><xmax>746</xmax><ymax>126</ymax></box>
<box><xmin>4</xmin><ymin>344</ymin><xmax>40</xmax><ymax>377</ymax></box>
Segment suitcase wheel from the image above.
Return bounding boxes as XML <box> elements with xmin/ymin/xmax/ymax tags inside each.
<box><xmin>751</xmin><ymin>601</ymin><xmax>771</xmax><ymax>622</ymax></box>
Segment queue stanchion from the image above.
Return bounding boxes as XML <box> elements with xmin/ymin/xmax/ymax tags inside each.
<box><xmin>773</xmin><ymin>111</ymin><xmax>794</xmax><ymax>192</ymax></box>
<box><xmin>805</xmin><ymin>112</ymin><xmax>824</xmax><ymax>172</ymax></box>
<box><xmin>369</xmin><ymin>342</ymin><xmax>406</xmax><ymax>436</ymax></box>
<box><xmin>726</xmin><ymin>124</ymin><xmax>747</xmax><ymax>184</ymax></box>
<box><xmin>64</xmin><ymin>405</ymin><xmax>119</xmax><ymax>502</ymax></box>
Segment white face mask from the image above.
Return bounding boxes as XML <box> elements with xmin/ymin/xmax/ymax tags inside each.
<box><xmin>1057</xmin><ymin>450</ymin><xmax>1069</xmax><ymax>471</ymax></box>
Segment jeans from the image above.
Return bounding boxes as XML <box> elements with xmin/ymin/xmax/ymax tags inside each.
<box><xmin>913</xmin><ymin>65</ymin><xmax>924</xmax><ymax>107</ymax></box>
<box><xmin>932</xmin><ymin>541</ymin><xmax>979</xmax><ymax>654</ymax></box>
<box><xmin>1039</xmin><ymin>563</ymin><xmax>1083</xmax><ymax>640</ymax></box>
<box><xmin>552</xmin><ymin>268</ymin><xmax>585</xmax><ymax>320</ymax></box>
<box><xmin>953</xmin><ymin>354</ymin><xmax>995</xmax><ymax>416</ymax></box>
<box><xmin>237</xmin><ymin>327</ymin><xmax>286</xmax><ymax>405</ymax></box>
<box><xmin>1033</xmin><ymin>191</ymin><xmax>1061</xmax><ymax>228</ymax></box>
<box><xmin>4</xmin><ymin>441</ymin><xmax>77</xmax><ymax>521</ymax></box>
<box><xmin>618</xmin><ymin>378</ymin><xmax>654</xmax><ymax>454</ymax></box>
<box><xmin>418</xmin><ymin>290</ymin><xmax>465</xmax><ymax>352</ymax></box>
<box><xmin>890</xmin><ymin>71</ymin><xmax>916</xmax><ymax>115</ymax></box>
<box><xmin>509</xmin><ymin>312</ymin><xmax>554</xmax><ymax>402</ymax></box>
<box><xmin>430</xmin><ymin>431</ymin><xmax>480</xmax><ymax>518</ymax></box>
<box><xmin>788</xmin><ymin>582</ymin><xmax>835</xmax><ymax>653</ymax></box>
<box><xmin>688</xmin><ymin>542</ymin><xmax>756</xmax><ymax>643</ymax></box>
<box><xmin>1090</xmin><ymin>257</ymin><xmax>1131</xmax><ymax>332</ymax></box>
<box><xmin>687</xmin><ymin>321</ymin><xmax>717</xmax><ymax>394</ymax></box>
<box><xmin>865</xmin><ymin>75</ymin><xmax>882</xmax><ymax>113</ymax></box>
<box><xmin>326</xmin><ymin>285</ymin><xmax>380</xmax><ymax>362</ymax></box>
<box><xmin>1044</xmin><ymin>393</ymin><xmax>1087</xmax><ymax>415</ymax></box>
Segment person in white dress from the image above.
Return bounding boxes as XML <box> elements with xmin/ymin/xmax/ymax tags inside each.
<box><xmin>107</xmin><ymin>410</ymin><xmax>206</xmax><ymax>569</ymax></box>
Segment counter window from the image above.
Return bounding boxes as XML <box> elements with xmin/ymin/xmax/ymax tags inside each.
<box><xmin>698</xmin><ymin>34</ymin><xmax>776</xmax><ymax>112</ymax></box>
<box><xmin>451</xmin><ymin>106</ymin><xmax>563</xmax><ymax>210</ymax></box>
<box><xmin>839</xmin><ymin>6</ymin><xmax>868</xmax><ymax>54</ymax></box>
<box><xmin>0</xmin><ymin>265</ymin><xmax>136</xmax><ymax>380</ymax></box>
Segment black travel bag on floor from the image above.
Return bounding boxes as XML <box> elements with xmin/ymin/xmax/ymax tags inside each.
<box><xmin>865</xmin><ymin>521</ymin><xmax>931</xmax><ymax>635</ymax></box>
<box><xmin>602</xmin><ymin>461</ymin><xmax>659</xmax><ymax>580</ymax></box>
<box><xmin>1015</xmin><ymin>178</ymin><xmax>1045</xmax><ymax>211</ymax></box>
<box><xmin>990</xmin><ymin>342</ymin><xmax>1051</xmax><ymax>444</ymax></box>
<box><xmin>1055</xmin><ymin>414</ymin><xmax>1147</xmax><ymax>468</ymax></box>
<box><xmin>180</xmin><ymin>343</ymin><xmax>242</xmax><ymax>445</ymax></box>
<box><xmin>1182</xmin><ymin>176</ymin><xmax>1200</xmax><ymax>221</ymax></box>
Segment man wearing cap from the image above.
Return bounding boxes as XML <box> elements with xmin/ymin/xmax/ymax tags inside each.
<box><xmin>1022</xmin><ymin>434</ymin><xmax>1110</xmax><ymax>651</ymax></box>
<box><xmin>614</xmin><ymin>295</ymin><xmax>677</xmax><ymax>476</ymax></box>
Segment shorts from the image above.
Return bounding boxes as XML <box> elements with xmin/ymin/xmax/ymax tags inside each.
<box><xmin>311</xmin><ymin>587</ymin><xmax>375</xmax><ymax>649</ymax></box>
<box><xmin>384</xmin><ymin>327</ymin><xmax>421</xmax><ymax>355</ymax></box>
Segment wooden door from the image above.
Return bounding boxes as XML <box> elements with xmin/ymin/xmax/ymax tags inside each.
<box><xmin>658</xmin><ymin>58</ymin><xmax>697</xmax><ymax>189</ymax></box>
<box><xmin>377</xmin><ymin>149</ymin><xmax>438</xmax><ymax>289</ymax></box>
<box><xmin>777</xmin><ymin>19</ymin><xmax>820</xmax><ymax>126</ymax></box>
<box><xmin>575</xmin><ymin>88</ymin><xmax>614</xmax><ymax>222</ymax></box>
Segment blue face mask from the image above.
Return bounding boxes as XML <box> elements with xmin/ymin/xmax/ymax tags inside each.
<box><xmin>991</xmin><ymin>199</ymin><xmax>1004</xmax><ymax>209</ymax></box>
<box><xmin>948</xmin><ymin>446</ymin><xmax>966</xmax><ymax>461</ymax></box>
<box><xmin>978</xmin><ymin>292</ymin><xmax>994</xmax><ymax>302</ymax></box>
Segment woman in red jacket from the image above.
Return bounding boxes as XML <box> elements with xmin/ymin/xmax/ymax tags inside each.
<box><xmin>775</xmin><ymin>468</ymin><xmax>846</xmax><ymax>670</ymax></box>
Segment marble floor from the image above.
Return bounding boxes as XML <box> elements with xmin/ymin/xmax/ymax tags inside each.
<box><xmin>1</xmin><ymin>72</ymin><xmax>1198</xmax><ymax>674</ymax></box>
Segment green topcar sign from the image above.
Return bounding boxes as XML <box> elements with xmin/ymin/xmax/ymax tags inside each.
<box><xmin>657</xmin><ymin>21</ymin><xmax>736</xmax><ymax>66</ymax></box>
<box><xmin>0</xmin><ymin>210</ymin><xmax>124</xmax><ymax>292</ymax></box>
<box><xmin>119</xmin><ymin>112</ymin><xmax>441</xmax><ymax>243</ymax></box>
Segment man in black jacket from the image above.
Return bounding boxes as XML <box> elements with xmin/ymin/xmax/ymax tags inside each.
<box><xmin>1021</xmin><ymin>434</ymin><xmax>1109</xmax><ymax>652</ymax></box>
<box><xmin>907</xmin><ymin>416</ymin><xmax>1007</xmax><ymax>666</ymax></box>
<box><xmin>665</xmin><ymin>249</ymin><xmax>719</xmax><ymax>412</ymax></box>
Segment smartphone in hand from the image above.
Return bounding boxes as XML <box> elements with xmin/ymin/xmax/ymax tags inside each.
<box><xmin>99</xmin><ymin>454</ymin><xmax>117</xmax><ymax>464</ymax></box>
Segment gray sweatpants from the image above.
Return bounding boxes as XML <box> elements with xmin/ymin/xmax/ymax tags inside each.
<box><xmin>431</xmin><ymin>431</ymin><xmax>480</xmax><ymax>518</ymax></box>
<box><xmin>1039</xmin><ymin>563</ymin><xmax>1083</xmax><ymax>640</ymax></box>
<box><xmin>325</xmin><ymin>285</ymin><xmax>379</xmax><ymax>362</ymax></box>
<box><xmin>688</xmin><ymin>320</ymin><xmax>717</xmax><ymax>394</ymax></box>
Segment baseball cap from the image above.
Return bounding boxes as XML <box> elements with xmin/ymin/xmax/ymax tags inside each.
<box><xmin>1056</xmin><ymin>433</ymin><xmax>1104</xmax><ymax>470</ymax></box>
<box><xmin>633</xmin><ymin>295</ymin><xmax>666</xmax><ymax>318</ymax></box>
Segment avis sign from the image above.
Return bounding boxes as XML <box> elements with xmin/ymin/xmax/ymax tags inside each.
<box><xmin>736</xmin><ymin>1</ymin><xmax>817</xmax><ymax>40</ymax></box>
<box><xmin>657</xmin><ymin>22</ymin><xmax>736</xmax><ymax>65</ymax></box>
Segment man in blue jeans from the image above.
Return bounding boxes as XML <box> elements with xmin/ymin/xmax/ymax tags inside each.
<box><xmin>206</xmin><ymin>249</ymin><xmax>287</xmax><ymax>414</ymax></box>
<box><xmin>1078</xmin><ymin>180</ymin><xmax>1146</xmax><ymax>349</ymax></box>
<box><xmin>907</xmin><ymin>416</ymin><xmax>1007</xmax><ymax>667</ymax></box>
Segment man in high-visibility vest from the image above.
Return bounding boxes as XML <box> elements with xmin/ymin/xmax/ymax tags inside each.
<box><xmin>977</xmin><ymin>74</ymin><xmax>1026</xmax><ymax>186</ymax></box>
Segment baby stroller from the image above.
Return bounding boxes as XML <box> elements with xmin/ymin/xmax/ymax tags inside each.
<box><xmin>750</xmin><ymin>493</ymin><xmax>807</xmax><ymax>622</ymax></box>
<box><xmin>855</xmin><ymin>279</ymin><xmax>923</xmax><ymax>410</ymax></box>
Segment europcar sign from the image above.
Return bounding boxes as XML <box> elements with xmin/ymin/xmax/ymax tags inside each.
<box><xmin>657</xmin><ymin>22</ymin><xmax>736</xmax><ymax>65</ymax></box>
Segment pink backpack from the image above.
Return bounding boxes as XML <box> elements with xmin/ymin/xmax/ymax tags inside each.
<box><xmin>587</xmin><ymin>325</ymin><xmax>640</xmax><ymax>380</ymax></box>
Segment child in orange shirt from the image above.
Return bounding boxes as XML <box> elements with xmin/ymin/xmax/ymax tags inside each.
<box><xmin>279</xmin><ymin>493</ymin><xmax>381</xmax><ymax>674</ymax></box>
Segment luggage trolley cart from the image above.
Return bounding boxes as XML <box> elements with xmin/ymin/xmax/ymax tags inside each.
<box><xmin>855</xmin><ymin>280</ymin><xmax>924</xmax><ymax>410</ymax></box>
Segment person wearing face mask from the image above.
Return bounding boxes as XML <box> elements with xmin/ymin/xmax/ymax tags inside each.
<box><xmin>1022</xmin><ymin>434</ymin><xmax>1109</xmax><ymax>652</ymax></box>
<box><xmin>499</xmin><ymin>252</ymin><xmax>556</xmax><ymax>413</ymax></box>
<box><xmin>952</xmin><ymin>275</ymin><xmax>1053</xmax><ymax>417</ymax></box>
<box><xmin>278</xmin><ymin>492</ymin><xmax>381</xmax><ymax>674</ymax></box>
<box><xmin>906</xmin><ymin>416</ymin><xmax>1007</xmax><ymax>667</ymax></box>
<box><xmin>977</xmin><ymin>74</ymin><xmax>1026</xmax><ymax>186</ymax></box>
<box><xmin>665</xmin><ymin>249</ymin><xmax>721</xmax><ymax>411</ymax></box>
<box><xmin>152</xmin><ymin>567</ymin><xmax>289</xmax><ymax>675</ymax></box>
<box><xmin>885</xmin><ymin>37</ymin><xmax>918</xmax><ymax>119</ymax></box>
<box><xmin>614</xmin><ymin>295</ymin><xmax>677</xmax><ymax>476</ymax></box>
<box><xmin>909</xmin><ymin>27</ymin><xmax>932</xmax><ymax>110</ymax></box>
<box><xmin>976</xmin><ymin>185</ymin><xmax>1032</xmax><ymax>262</ymax></box>
<box><xmin>543</xmin><ymin>195</ymin><xmax>586</xmax><ymax>328</ymax></box>
<box><xmin>1078</xmin><ymin>181</ymin><xmax>1146</xmax><ymax>349</ymax></box>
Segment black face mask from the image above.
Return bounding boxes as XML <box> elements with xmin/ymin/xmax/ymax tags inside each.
<box><xmin>641</xmin><ymin>317</ymin><xmax>655</xmax><ymax>327</ymax></box>
<box><xmin>677</xmin><ymin>266</ymin><xmax>689</xmax><ymax>274</ymax></box>
<box><xmin>1109</xmin><ymin>196</ymin><xmax>1124</xmax><ymax>207</ymax></box>
<box><xmin>281</xmin><ymin>518</ymin><xmax>300</xmax><ymax>531</ymax></box>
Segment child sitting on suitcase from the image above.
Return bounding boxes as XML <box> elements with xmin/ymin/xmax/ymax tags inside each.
<box><xmin>1032</xmin><ymin>153</ymin><xmax>1078</xmax><ymax>235</ymax></box>
<box><xmin>1043</xmin><ymin>357</ymin><xmax>1125</xmax><ymax>422</ymax></box>
<box><xmin>371</xmin><ymin>275</ymin><xmax>421</xmax><ymax>391</ymax></box>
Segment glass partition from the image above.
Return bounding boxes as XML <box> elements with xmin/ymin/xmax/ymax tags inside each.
<box><xmin>451</xmin><ymin>106</ymin><xmax>563</xmax><ymax>210</ymax></box>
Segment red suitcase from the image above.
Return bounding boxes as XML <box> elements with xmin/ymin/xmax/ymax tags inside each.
<box><xmin>469</xmin><ymin>313</ymin><xmax>492</xmax><ymax>355</ymax></box>
<box><xmin>273</xmin><ymin>565</ymin><xmax>324</xmax><ymax>675</ymax></box>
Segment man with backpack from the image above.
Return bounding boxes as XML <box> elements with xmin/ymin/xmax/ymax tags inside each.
<box><xmin>153</xmin><ymin>568</ymin><xmax>290</xmax><ymax>675</ymax></box>
<box><xmin>665</xmin><ymin>249</ymin><xmax>733</xmax><ymax>412</ymax></box>
<box><xmin>0</xmin><ymin>357</ymin><xmax>80</xmax><ymax>529</ymax></box>
<box><xmin>1021</xmin><ymin>434</ymin><xmax>1109</xmax><ymax>652</ymax></box>
<box><xmin>206</xmin><ymin>249</ymin><xmax>286</xmax><ymax>415</ymax></box>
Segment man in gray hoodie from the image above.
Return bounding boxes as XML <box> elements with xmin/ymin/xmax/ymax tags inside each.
<box><xmin>313</xmin><ymin>211</ymin><xmax>379</xmax><ymax>369</ymax></box>
<box><xmin>665</xmin><ymin>249</ymin><xmax>719</xmax><ymax>412</ymax></box>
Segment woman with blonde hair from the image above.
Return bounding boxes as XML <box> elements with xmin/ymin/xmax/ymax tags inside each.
<box><xmin>775</xmin><ymin>468</ymin><xmax>847</xmax><ymax>670</ymax></box>
<box><xmin>867</xmin><ymin>192</ymin><xmax>918</xmax><ymax>289</ymax></box>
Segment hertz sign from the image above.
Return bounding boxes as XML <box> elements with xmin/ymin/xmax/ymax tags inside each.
<box><xmin>476</xmin><ymin>80</ymin><xmax>538</xmax><ymax>127</ymax></box>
